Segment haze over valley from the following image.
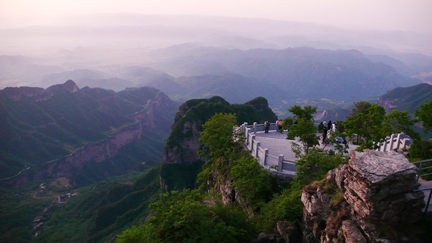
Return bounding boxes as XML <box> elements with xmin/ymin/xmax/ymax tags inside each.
<box><xmin>1</xmin><ymin>0</ymin><xmax>432</xmax><ymax>242</ymax></box>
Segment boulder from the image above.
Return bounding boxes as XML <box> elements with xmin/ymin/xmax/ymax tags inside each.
<box><xmin>301</xmin><ymin>150</ymin><xmax>425</xmax><ymax>242</ymax></box>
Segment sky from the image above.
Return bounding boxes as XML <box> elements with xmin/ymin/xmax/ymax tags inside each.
<box><xmin>0</xmin><ymin>0</ymin><xmax>431</xmax><ymax>33</ymax></box>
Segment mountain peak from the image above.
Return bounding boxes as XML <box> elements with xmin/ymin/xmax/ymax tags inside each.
<box><xmin>46</xmin><ymin>80</ymin><xmax>79</xmax><ymax>95</ymax></box>
<box><xmin>63</xmin><ymin>80</ymin><xmax>80</xmax><ymax>93</ymax></box>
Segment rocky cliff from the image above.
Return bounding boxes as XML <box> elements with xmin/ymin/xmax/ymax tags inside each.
<box><xmin>160</xmin><ymin>96</ymin><xmax>277</xmax><ymax>191</ymax></box>
<box><xmin>300</xmin><ymin>150</ymin><xmax>425</xmax><ymax>242</ymax></box>
<box><xmin>0</xmin><ymin>81</ymin><xmax>178</xmax><ymax>187</ymax></box>
<box><xmin>162</xmin><ymin>96</ymin><xmax>277</xmax><ymax>165</ymax></box>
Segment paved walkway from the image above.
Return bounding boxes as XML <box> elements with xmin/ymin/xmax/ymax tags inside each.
<box><xmin>254</xmin><ymin>130</ymin><xmax>359</xmax><ymax>161</ymax></box>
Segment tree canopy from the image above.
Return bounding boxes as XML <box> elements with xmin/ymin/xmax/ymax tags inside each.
<box><xmin>287</xmin><ymin>105</ymin><xmax>319</xmax><ymax>157</ymax></box>
<box><xmin>344</xmin><ymin>104</ymin><xmax>391</xmax><ymax>150</ymax></box>
<box><xmin>414</xmin><ymin>100</ymin><xmax>432</xmax><ymax>133</ymax></box>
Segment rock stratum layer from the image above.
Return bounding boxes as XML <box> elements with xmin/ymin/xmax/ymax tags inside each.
<box><xmin>301</xmin><ymin>150</ymin><xmax>424</xmax><ymax>242</ymax></box>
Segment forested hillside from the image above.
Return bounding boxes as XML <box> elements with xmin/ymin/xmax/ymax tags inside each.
<box><xmin>0</xmin><ymin>81</ymin><xmax>178</xmax><ymax>187</ymax></box>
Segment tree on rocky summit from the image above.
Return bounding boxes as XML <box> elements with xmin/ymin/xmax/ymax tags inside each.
<box><xmin>287</xmin><ymin>105</ymin><xmax>319</xmax><ymax>157</ymax></box>
<box><xmin>414</xmin><ymin>100</ymin><xmax>432</xmax><ymax>133</ymax></box>
<box><xmin>384</xmin><ymin>110</ymin><xmax>420</xmax><ymax>141</ymax></box>
<box><xmin>344</xmin><ymin>104</ymin><xmax>391</xmax><ymax>150</ymax></box>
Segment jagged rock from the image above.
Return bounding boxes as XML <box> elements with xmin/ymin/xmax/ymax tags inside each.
<box><xmin>344</xmin><ymin>150</ymin><xmax>423</xmax><ymax>224</ymax></box>
<box><xmin>301</xmin><ymin>150</ymin><xmax>425</xmax><ymax>242</ymax></box>
<box><xmin>342</xmin><ymin>220</ymin><xmax>366</xmax><ymax>243</ymax></box>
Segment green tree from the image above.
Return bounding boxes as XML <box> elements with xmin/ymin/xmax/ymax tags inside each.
<box><xmin>197</xmin><ymin>113</ymin><xmax>276</xmax><ymax>212</ymax></box>
<box><xmin>287</xmin><ymin>105</ymin><xmax>319</xmax><ymax>157</ymax></box>
<box><xmin>289</xmin><ymin>105</ymin><xmax>317</xmax><ymax>122</ymax></box>
<box><xmin>351</xmin><ymin>101</ymin><xmax>372</xmax><ymax>116</ymax></box>
<box><xmin>293</xmin><ymin>150</ymin><xmax>347</xmax><ymax>187</ymax></box>
<box><xmin>414</xmin><ymin>100</ymin><xmax>432</xmax><ymax>133</ymax></box>
<box><xmin>282</xmin><ymin>117</ymin><xmax>294</xmax><ymax>132</ymax></box>
<box><xmin>117</xmin><ymin>190</ymin><xmax>255</xmax><ymax>243</ymax></box>
<box><xmin>384</xmin><ymin>110</ymin><xmax>420</xmax><ymax>141</ymax></box>
<box><xmin>230</xmin><ymin>156</ymin><xmax>274</xmax><ymax>210</ymax></box>
<box><xmin>199</xmin><ymin>113</ymin><xmax>241</xmax><ymax>168</ymax></box>
<box><xmin>344</xmin><ymin>104</ymin><xmax>391</xmax><ymax>150</ymax></box>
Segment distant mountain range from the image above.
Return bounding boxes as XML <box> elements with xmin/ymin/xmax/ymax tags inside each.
<box><xmin>149</xmin><ymin>46</ymin><xmax>422</xmax><ymax>101</ymax></box>
<box><xmin>1</xmin><ymin>46</ymin><xmax>431</xmax><ymax>122</ymax></box>
<box><xmin>377</xmin><ymin>83</ymin><xmax>432</xmax><ymax>113</ymax></box>
<box><xmin>0</xmin><ymin>80</ymin><xmax>178</xmax><ymax>187</ymax></box>
<box><xmin>314</xmin><ymin>82</ymin><xmax>432</xmax><ymax>122</ymax></box>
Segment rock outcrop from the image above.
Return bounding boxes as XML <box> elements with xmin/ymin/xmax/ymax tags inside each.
<box><xmin>162</xmin><ymin>96</ymin><xmax>278</xmax><ymax>165</ymax></box>
<box><xmin>301</xmin><ymin>150</ymin><xmax>424</xmax><ymax>242</ymax></box>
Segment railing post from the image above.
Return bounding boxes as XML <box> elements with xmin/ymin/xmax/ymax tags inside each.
<box><xmin>253</xmin><ymin>122</ymin><xmax>257</xmax><ymax>133</ymax></box>
<box><xmin>263</xmin><ymin>148</ymin><xmax>268</xmax><ymax>166</ymax></box>
<box><xmin>383</xmin><ymin>139</ymin><xmax>388</xmax><ymax>152</ymax></box>
<box><xmin>395</xmin><ymin>133</ymin><xmax>402</xmax><ymax>150</ymax></box>
<box><xmin>255</xmin><ymin>141</ymin><xmax>260</xmax><ymax>158</ymax></box>
<box><xmin>249</xmin><ymin>134</ymin><xmax>255</xmax><ymax>150</ymax></box>
<box><xmin>389</xmin><ymin>134</ymin><xmax>395</xmax><ymax>151</ymax></box>
<box><xmin>278</xmin><ymin>154</ymin><xmax>284</xmax><ymax>172</ymax></box>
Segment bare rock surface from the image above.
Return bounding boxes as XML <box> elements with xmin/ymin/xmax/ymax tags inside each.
<box><xmin>301</xmin><ymin>150</ymin><xmax>425</xmax><ymax>243</ymax></box>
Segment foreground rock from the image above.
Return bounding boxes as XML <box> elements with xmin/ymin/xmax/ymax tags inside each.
<box><xmin>301</xmin><ymin>150</ymin><xmax>425</xmax><ymax>242</ymax></box>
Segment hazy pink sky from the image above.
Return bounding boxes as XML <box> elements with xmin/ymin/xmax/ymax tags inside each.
<box><xmin>1</xmin><ymin>0</ymin><xmax>431</xmax><ymax>33</ymax></box>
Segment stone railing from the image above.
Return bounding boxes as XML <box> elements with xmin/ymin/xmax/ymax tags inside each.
<box><xmin>236</xmin><ymin>122</ymin><xmax>296</xmax><ymax>176</ymax></box>
<box><xmin>377</xmin><ymin>133</ymin><xmax>412</xmax><ymax>152</ymax></box>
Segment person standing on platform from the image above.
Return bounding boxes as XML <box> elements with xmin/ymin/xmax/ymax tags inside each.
<box><xmin>264</xmin><ymin>121</ymin><xmax>270</xmax><ymax>133</ymax></box>
<box><xmin>322</xmin><ymin>126</ymin><xmax>328</xmax><ymax>144</ymax></box>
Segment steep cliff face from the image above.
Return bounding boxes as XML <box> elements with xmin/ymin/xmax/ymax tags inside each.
<box><xmin>301</xmin><ymin>150</ymin><xmax>425</xmax><ymax>242</ymax></box>
<box><xmin>376</xmin><ymin>98</ymin><xmax>397</xmax><ymax>111</ymax></box>
<box><xmin>0</xmin><ymin>81</ymin><xmax>178</xmax><ymax>187</ymax></box>
<box><xmin>314</xmin><ymin>108</ymin><xmax>351</xmax><ymax>122</ymax></box>
<box><xmin>162</xmin><ymin>96</ymin><xmax>277</xmax><ymax>165</ymax></box>
<box><xmin>160</xmin><ymin>96</ymin><xmax>277</xmax><ymax>191</ymax></box>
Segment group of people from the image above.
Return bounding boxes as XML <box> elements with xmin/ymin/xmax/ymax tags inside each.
<box><xmin>262</xmin><ymin>119</ymin><xmax>347</xmax><ymax>145</ymax></box>
<box><xmin>264</xmin><ymin>119</ymin><xmax>283</xmax><ymax>133</ymax></box>
<box><xmin>319</xmin><ymin>120</ymin><xmax>347</xmax><ymax>144</ymax></box>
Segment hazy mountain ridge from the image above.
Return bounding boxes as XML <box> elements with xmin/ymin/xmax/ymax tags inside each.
<box><xmin>149</xmin><ymin>46</ymin><xmax>422</xmax><ymax>101</ymax></box>
<box><xmin>0</xmin><ymin>81</ymin><xmax>178</xmax><ymax>186</ymax></box>
<box><xmin>314</xmin><ymin>83</ymin><xmax>432</xmax><ymax>122</ymax></box>
<box><xmin>377</xmin><ymin>83</ymin><xmax>432</xmax><ymax>113</ymax></box>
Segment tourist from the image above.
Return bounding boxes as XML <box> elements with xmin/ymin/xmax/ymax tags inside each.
<box><xmin>328</xmin><ymin>120</ymin><xmax>332</xmax><ymax>131</ymax></box>
<box><xmin>318</xmin><ymin>122</ymin><xmax>324</xmax><ymax>132</ymax></box>
<box><xmin>264</xmin><ymin>121</ymin><xmax>270</xmax><ymax>133</ymax></box>
<box><xmin>277</xmin><ymin>119</ymin><xmax>283</xmax><ymax>132</ymax></box>
<box><xmin>322</xmin><ymin>126</ymin><xmax>328</xmax><ymax>143</ymax></box>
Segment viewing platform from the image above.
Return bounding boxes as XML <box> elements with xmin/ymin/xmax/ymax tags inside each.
<box><xmin>236</xmin><ymin>122</ymin><xmax>432</xmax><ymax>213</ymax></box>
<box><xmin>236</xmin><ymin>122</ymin><xmax>360</xmax><ymax>178</ymax></box>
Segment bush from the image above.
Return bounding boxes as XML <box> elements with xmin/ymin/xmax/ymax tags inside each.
<box><xmin>116</xmin><ymin>190</ymin><xmax>255</xmax><ymax>243</ymax></box>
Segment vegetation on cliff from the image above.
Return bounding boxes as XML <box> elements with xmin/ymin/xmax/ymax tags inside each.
<box><xmin>161</xmin><ymin>96</ymin><xmax>277</xmax><ymax>191</ymax></box>
<box><xmin>118</xmin><ymin>113</ymin><xmax>348</xmax><ymax>242</ymax></box>
<box><xmin>165</xmin><ymin>96</ymin><xmax>277</xmax><ymax>150</ymax></box>
<box><xmin>0</xmin><ymin>82</ymin><xmax>177</xmax><ymax>186</ymax></box>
